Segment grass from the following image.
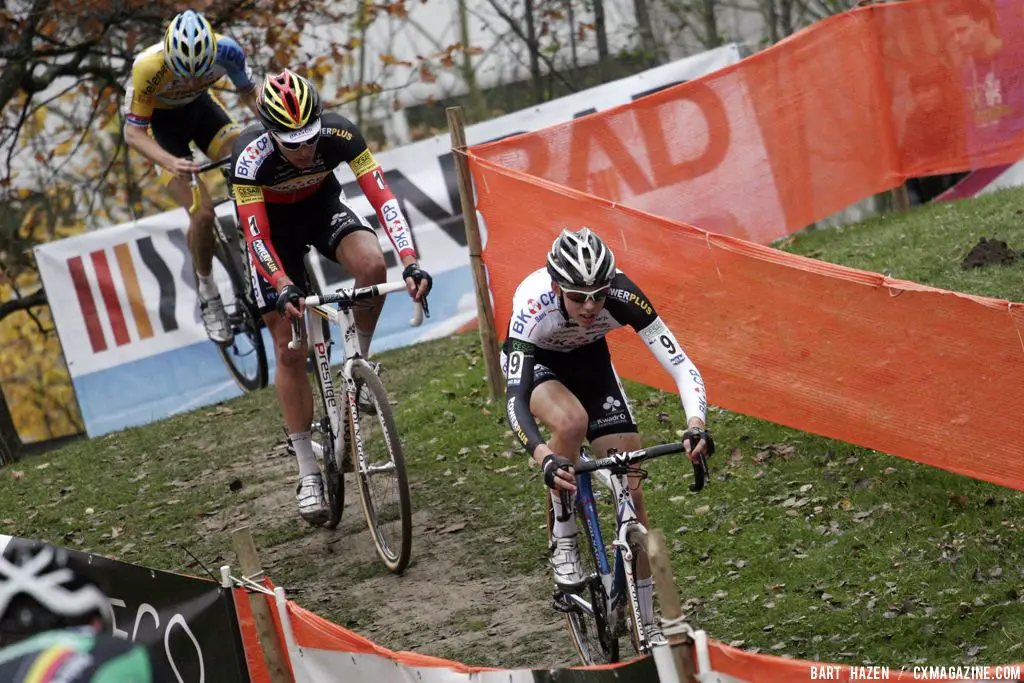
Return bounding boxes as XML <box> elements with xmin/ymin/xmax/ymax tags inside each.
<box><xmin>4</xmin><ymin>187</ymin><xmax>1024</xmax><ymax>667</ymax></box>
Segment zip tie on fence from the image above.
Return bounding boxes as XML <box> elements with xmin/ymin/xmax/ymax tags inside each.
<box><xmin>229</xmin><ymin>572</ymin><xmax>276</xmax><ymax>597</ymax></box>
<box><xmin>659</xmin><ymin>614</ymin><xmax>697</xmax><ymax>639</ymax></box>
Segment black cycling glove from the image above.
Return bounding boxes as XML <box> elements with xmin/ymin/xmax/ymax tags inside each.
<box><xmin>276</xmin><ymin>283</ymin><xmax>304</xmax><ymax>318</ymax></box>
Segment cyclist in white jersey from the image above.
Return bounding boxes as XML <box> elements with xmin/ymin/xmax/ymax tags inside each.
<box><xmin>502</xmin><ymin>227</ymin><xmax>714</xmax><ymax>646</ymax></box>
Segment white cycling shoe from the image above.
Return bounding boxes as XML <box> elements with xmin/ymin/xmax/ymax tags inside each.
<box><xmin>549</xmin><ymin>534</ymin><xmax>586</xmax><ymax>591</ymax></box>
<box><xmin>295</xmin><ymin>473</ymin><xmax>328</xmax><ymax>524</ymax></box>
<box><xmin>199</xmin><ymin>289</ymin><xmax>233</xmax><ymax>345</ymax></box>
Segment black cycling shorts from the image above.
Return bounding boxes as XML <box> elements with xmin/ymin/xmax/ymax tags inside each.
<box><xmin>500</xmin><ymin>338</ymin><xmax>639</xmax><ymax>442</ymax></box>
<box><xmin>249</xmin><ymin>180</ymin><xmax>376</xmax><ymax>315</ymax></box>
<box><xmin>150</xmin><ymin>92</ymin><xmax>240</xmax><ymax>161</ymax></box>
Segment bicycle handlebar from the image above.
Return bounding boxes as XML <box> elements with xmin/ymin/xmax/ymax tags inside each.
<box><xmin>286</xmin><ymin>280</ymin><xmax>427</xmax><ymax>351</ymax></box>
<box><xmin>573</xmin><ymin>440</ymin><xmax>710</xmax><ymax>492</ymax></box>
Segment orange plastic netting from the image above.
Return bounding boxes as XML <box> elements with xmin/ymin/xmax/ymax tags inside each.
<box><xmin>466</xmin><ymin>0</ymin><xmax>1024</xmax><ymax>492</ymax></box>
<box><xmin>469</xmin><ymin>159</ymin><xmax>1024</xmax><ymax>491</ymax></box>
<box><xmin>473</xmin><ymin>0</ymin><xmax>1024</xmax><ymax>245</ymax></box>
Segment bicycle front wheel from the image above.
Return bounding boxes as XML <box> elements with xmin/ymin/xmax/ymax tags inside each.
<box><xmin>212</xmin><ymin>241</ymin><xmax>268</xmax><ymax>391</ymax></box>
<box><xmin>351</xmin><ymin>360</ymin><xmax>412</xmax><ymax>574</ymax></box>
<box><xmin>565</xmin><ymin>496</ymin><xmax>618</xmax><ymax>665</ymax></box>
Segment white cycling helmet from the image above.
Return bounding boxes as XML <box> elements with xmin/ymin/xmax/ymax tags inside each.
<box><xmin>546</xmin><ymin>227</ymin><xmax>616</xmax><ymax>288</ymax></box>
<box><xmin>0</xmin><ymin>542</ymin><xmax>113</xmax><ymax>643</ymax></box>
<box><xmin>163</xmin><ymin>10</ymin><xmax>217</xmax><ymax>78</ymax></box>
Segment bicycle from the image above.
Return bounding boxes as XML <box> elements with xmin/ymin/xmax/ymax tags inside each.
<box><xmin>553</xmin><ymin>440</ymin><xmax>711</xmax><ymax>665</ymax></box>
<box><xmin>189</xmin><ymin>158</ymin><xmax>269</xmax><ymax>391</ymax></box>
<box><xmin>286</xmin><ymin>281</ymin><xmax>426</xmax><ymax>574</ymax></box>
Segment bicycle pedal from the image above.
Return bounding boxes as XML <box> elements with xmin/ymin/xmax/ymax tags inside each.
<box><xmin>552</xmin><ymin>590</ymin><xmax>575</xmax><ymax>613</ymax></box>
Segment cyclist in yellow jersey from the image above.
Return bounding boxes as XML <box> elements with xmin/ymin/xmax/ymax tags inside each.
<box><xmin>123</xmin><ymin>9</ymin><xmax>259</xmax><ymax>345</ymax></box>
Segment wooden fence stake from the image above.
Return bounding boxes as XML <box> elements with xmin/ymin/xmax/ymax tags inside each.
<box><xmin>446</xmin><ymin>105</ymin><xmax>504</xmax><ymax>403</ymax></box>
<box><xmin>232</xmin><ymin>526</ymin><xmax>292</xmax><ymax>683</ymax></box>
<box><xmin>649</xmin><ymin>528</ymin><xmax>698</xmax><ymax>683</ymax></box>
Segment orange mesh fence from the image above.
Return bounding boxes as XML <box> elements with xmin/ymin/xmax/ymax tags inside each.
<box><xmin>472</xmin><ymin>0</ymin><xmax>1024</xmax><ymax>244</ymax></box>
<box><xmin>469</xmin><ymin>157</ymin><xmax>1024</xmax><ymax>492</ymax></box>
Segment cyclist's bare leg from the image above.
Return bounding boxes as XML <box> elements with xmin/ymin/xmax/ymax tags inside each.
<box><xmin>529</xmin><ymin>380</ymin><xmax>589</xmax><ymax>587</ymax></box>
<box><xmin>264</xmin><ymin>310</ymin><xmax>314</xmax><ymax>438</ymax></box>
<box><xmin>333</xmin><ymin>230</ymin><xmax>387</xmax><ymax>356</ymax></box>
<box><xmin>166</xmin><ymin>176</ymin><xmax>216</xmax><ymax>277</ymax></box>
<box><xmin>529</xmin><ymin>380</ymin><xmax>588</xmax><ymax>467</ymax></box>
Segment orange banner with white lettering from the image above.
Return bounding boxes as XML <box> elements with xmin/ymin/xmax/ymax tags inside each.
<box><xmin>473</xmin><ymin>0</ymin><xmax>1024</xmax><ymax>245</ymax></box>
<box><xmin>466</xmin><ymin>0</ymin><xmax>1024</xmax><ymax>492</ymax></box>
<box><xmin>468</xmin><ymin>157</ymin><xmax>1024</xmax><ymax>491</ymax></box>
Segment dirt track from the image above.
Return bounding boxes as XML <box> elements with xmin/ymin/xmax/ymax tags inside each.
<box><xmin>202</xmin><ymin>440</ymin><xmax>575</xmax><ymax>670</ymax></box>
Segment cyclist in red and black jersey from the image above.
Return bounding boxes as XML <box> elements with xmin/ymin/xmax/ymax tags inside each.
<box><xmin>228</xmin><ymin>70</ymin><xmax>432</xmax><ymax>524</ymax></box>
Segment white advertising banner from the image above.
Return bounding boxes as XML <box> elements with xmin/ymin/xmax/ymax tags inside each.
<box><xmin>35</xmin><ymin>45</ymin><xmax>743</xmax><ymax>438</ymax></box>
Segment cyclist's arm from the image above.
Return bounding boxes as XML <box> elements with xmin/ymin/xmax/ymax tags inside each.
<box><xmin>123</xmin><ymin>63</ymin><xmax>180</xmax><ymax>170</ymax></box>
<box><xmin>637</xmin><ymin>317</ymin><xmax>707</xmax><ymax>428</ymax></box>
<box><xmin>233</xmin><ymin>184</ymin><xmax>290</xmax><ymax>289</ymax></box>
<box><xmin>345</xmin><ymin>133</ymin><xmax>418</xmax><ymax>267</ymax></box>
<box><xmin>608</xmin><ymin>273</ymin><xmax>708</xmax><ymax>428</ymax></box>
<box><xmin>504</xmin><ymin>338</ymin><xmax>553</xmax><ymax>465</ymax></box>
<box><xmin>215</xmin><ymin>35</ymin><xmax>259</xmax><ymax>117</ymax></box>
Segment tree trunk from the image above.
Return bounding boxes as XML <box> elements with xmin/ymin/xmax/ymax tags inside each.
<box><xmin>0</xmin><ymin>387</ymin><xmax>21</xmax><ymax>466</ymax></box>
<box><xmin>594</xmin><ymin>0</ymin><xmax>609</xmax><ymax>81</ymax></box>
<box><xmin>764</xmin><ymin>0</ymin><xmax>779</xmax><ymax>44</ymax></box>
<box><xmin>566</xmin><ymin>0</ymin><xmax>579</xmax><ymax>73</ymax></box>
<box><xmin>702</xmin><ymin>0</ymin><xmax>721</xmax><ymax>48</ymax></box>
<box><xmin>632</xmin><ymin>0</ymin><xmax>664</xmax><ymax>66</ymax></box>
<box><xmin>458</xmin><ymin>0</ymin><xmax>488</xmax><ymax>121</ymax></box>
<box><xmin>524</xmin><ymin>0</ymin><xmax>543</xmax><ymax>102</ymax></box>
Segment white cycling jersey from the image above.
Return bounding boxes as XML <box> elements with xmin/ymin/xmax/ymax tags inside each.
<box><xmin>503</xmin><ymin>267</ymin><xmax>707</xmax><ymax>454</ymax></box>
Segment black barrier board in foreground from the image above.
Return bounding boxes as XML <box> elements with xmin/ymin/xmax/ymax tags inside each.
<box><xmin>0</xmin><ymin>534</ymin><xmax>250</xmax><ymax>682</ymax></box>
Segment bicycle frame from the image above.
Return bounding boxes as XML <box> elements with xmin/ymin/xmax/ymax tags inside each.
<box><xmin>565</xmin><ymin>449</ymin><xmax>650</xmax><ymax>653</ymax></box>
<box><xmin>288</xmin><ymin>281</ymin><xmax>424</xmax><ymax>466</ymax></box>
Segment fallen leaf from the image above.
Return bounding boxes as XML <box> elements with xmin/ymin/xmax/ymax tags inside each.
<box><xmin>799</xmin><ymin>484</ymin><xmax>813</xmax><ymax>493</ymax></box>
<box><xmin>457</xmin><ymin>447</ymin><xmax>471</xmax><ymax>455</ymax></box>
<box><xmin>1</xmin><ymin>519</ymin><xmax>14</xmax><ymax>525</ymax></box>
<box><xmin>9</xmin><ymin>470</ymin><xmax>23</xmax><ymax>480</ymax></box>
<box><xmin>494</xmin><ymin>536</ymin><xmax>512</xmax><ymax>543</ymax></box>
<box><xmin>883</xmin><ymin>467</ymin><xmax>897</xmax><ymax>474</ymax></box>
<box><xmin>111</xmin><ymin>526</ymin><xmax>123</xmax><ymax>538</ymax></box>
<box><xmin>85</xmin><ymin>508</ymin><xmax>94</xmax><ymax>515</ymax></box>
<box><xmin>657</xmin><ymin>412</ymin><xmax>671</xmax><ymax>423</ymax></box>
<box><xmin>841</xmin><ymin>499</ymin><xmax>852</xmax><ymax>510</ymax></box>
<box><xmin>694</xmin><ymin>505</ymin><xmax>710</xmax><ymax>516</ymax></box>
<box><xmin>728</xmin><ymin>448</ymin><xmax>743</xmax><ymax>465</ymax></box>
<box><xmin>950</xmin><ymin>494</ymin><xmax>969</xmax><ymax>507</ymax></box>
<box><xmin>435</xmin><ymin>454</ymin><xmax>446</xmax><ymax>461</ymax></box>
<box><xmin>439</xmin><ymin>522</ymin><xmax>466</xmax><ymax>534</ymax></box>
<box><xmin>35</xmin><ymin>462</ymin><xmax>50</xmax><ymax>470</ymax></box>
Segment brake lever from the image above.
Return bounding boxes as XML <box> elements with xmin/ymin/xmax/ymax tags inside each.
<box><xmin>556</xmin><ymin>488</ymin><xmax>574</xmax><ymax>523</ymax></box>
<box><xmin>689</xmin><ymin>451</ymin><xmax>709</xmax><ymax>493</ymax></box>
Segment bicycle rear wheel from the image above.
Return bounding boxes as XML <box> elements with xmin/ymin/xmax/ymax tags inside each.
<box><xmin>351</xmin><ymin>360</ymin><xmax>412</xmax><ymax>573</ymax></box>
<box><xmin>212</xmin><ymin>238</ymin><xmax>268</xmax><ymax>391</ymax></box>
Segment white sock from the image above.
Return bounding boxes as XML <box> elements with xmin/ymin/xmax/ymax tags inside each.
<box><xmin>550</xmin><ymin>489</ymin><xmax>578</xmax><ymax>538</ymax></box>
<box><xmin>357</xmin><ymin>327</ymin><xmax>373</xmax><ymax>358</ymax></box>
<box><xmin>197</xmin><ymin>272</ymin><xmax>218</xmax><ymax>299</ymax></box>
<box><xmin>290</xmin><ymin>432</ymin><xmax>318</xmax><ymax>478</ymax></box>
<box><xmin>637</xmin><ymin>577</ymin><xmax>655</xmax><ymax>626</ymax></box>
